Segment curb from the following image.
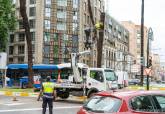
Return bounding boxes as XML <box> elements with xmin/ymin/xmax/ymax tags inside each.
<box><xmin>0</xmin><ymin>91</ymin><xmax>39</xmax><ymax>97</ymax></box>
<box><xmin>128</xmin><ymin>86</ymin><xmax>165</xmax><ymax>91</ymax></box>
<box><xmin>0</xmin><ymin>91</ymin><xmax>87</xmax><ymax>102</ymax></box>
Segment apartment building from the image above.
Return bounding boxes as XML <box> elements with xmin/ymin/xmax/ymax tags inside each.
<box><xmin>78</xmin><ymin>0</ymin><xmax>104</xmax><ymax>67</ymax></box>
<box><xmin>103</xmin><ymin>15</ymin><xmax>129</xmax><ymax>71</ymax></box>
<box><xmin>7</xmin><ymin>0</ymin><xmax>105</xmax><ymax>66</ymax></box>
<box><xmin>121</xmin><ymin>21</ymin><xmax>149</xmax><ymax>76</ymax></box>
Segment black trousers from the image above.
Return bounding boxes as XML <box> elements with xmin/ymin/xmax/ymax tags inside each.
<box><xmin>42</xmin><ymin>97</ymin><xmax>53</xmax><ymax>114</ymax></box>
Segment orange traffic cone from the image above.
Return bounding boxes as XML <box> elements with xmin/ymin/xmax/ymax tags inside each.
<box><xmin>57</xmin><ymin>70</ymin><xmax>62</xmax><ymax>83</ymax></box>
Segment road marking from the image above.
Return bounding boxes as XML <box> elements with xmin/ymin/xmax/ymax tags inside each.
<box><xmin>4</xmin><ymin>103</ymin><xmax>25</xmax><ymax>106</ymax></box>
<box><xmin>0</xmin><ymin>106</ymin><xmax>81</xmax><ymax>112</ymax></box>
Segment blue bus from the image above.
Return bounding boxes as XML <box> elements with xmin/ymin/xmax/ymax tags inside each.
<box><xmin>7</xmin><ymin>64</ymin><xmax>60</xmax><ymax>88</ymax></box>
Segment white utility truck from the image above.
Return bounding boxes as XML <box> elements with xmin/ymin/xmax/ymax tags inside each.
<box><xmin>55</xmin><ymin>51</ymin><xmax>118</xmax><ymax>99</ymax></box>
<box><xmin>115</xmin><ymin>71</ymin><xmax>129</xmax><ymax>89</ymax></box>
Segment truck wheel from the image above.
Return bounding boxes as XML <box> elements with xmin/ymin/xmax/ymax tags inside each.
<box><xmin>59</xmin><ymin>92</ymin><xmax>70</xmax><ymax>99</ymax></box>
<box><xmin>87</xmin><ymin>89</ymin><xmax>98</xmax><ymax>98</ymax></box>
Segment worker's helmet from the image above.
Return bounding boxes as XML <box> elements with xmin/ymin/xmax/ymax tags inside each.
<box><xmin>46</xmin><ymin>76</ymin><xmax>51</xmax><ymax>82</ymax></box>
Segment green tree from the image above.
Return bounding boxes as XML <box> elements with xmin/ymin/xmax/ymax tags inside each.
<box><xmin>0</xmin><ymin>0</ymin><xmax>16</xmax><ymax>52</ymax></box>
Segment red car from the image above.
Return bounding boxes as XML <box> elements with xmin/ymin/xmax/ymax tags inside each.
<box><xmin>77</xmin><ymin>91</ymin><xmax>165</xmax><ymax>114</ymax></box>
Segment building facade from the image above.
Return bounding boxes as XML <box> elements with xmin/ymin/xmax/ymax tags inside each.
<box><xmin>152</xmin><ymin>54</ymin><xmax>161</xmax><ymax>80</ymax></box>
<box><xmin>121</xmin><ymin>21</ymin><xmax>149</xmax><ymax>77</ymax></box>
<box><xmin>103</xmin><ymin>15</ymin><xmax>129</xmax><ymax>71</ymax></box>
<box><xmin>78</xmin><ymin>0</ymin><xmax>104</xmax><ymax>67</ymax></box>
<box><xmin>7</xmin><ymin>0</ymin><xmax>105</xmax><ymax>66</ymax></box>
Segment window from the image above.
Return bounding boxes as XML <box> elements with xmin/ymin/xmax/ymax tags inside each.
<box><xmin>9</xmin><ymin>46</ymin><xmax>14</xmax><ymax>55</ymax></box>
<box><xmin>63</xmin><ymin>34</ymin><xmax>68</xmax><ymax>41</ymax></box>
<box><xmin>57</xmin><ymin>0</ymin><xmax>67</xmax><ymax>6</ymax></box>
<box><xmin>19</xmin><ymin>33</ymin><xmax>25</xmax><ymax>41</ymax></box>
<box><xmin>32</xmin><ymin>44</ymin><xmax>35</xmax><ymax>54</ymax></box>
<box><xmin>44</xmin><ymin>32</ymin><xmax>50</xmax><ymax>42</ymax></box>
<box><xmin>90</xmin><ymin>70</ymin><xmax>104</xmax><ymax>82</ymax></box>
<box><xmin>83</xmin><ymin>96</ymin><xmax>121</xmax><ymax>113</ymax></box>
<box><xmin>44</xmin><ymin>46</ymin><xmax>50</xmax><ymax>54</ymax></box>
<box><xmin>30</xmin><ymin>0</ymin><xmax>36</xmax><ymax>4</ymax></box>
<box><xmin>130</xmin><ymin>96</ymin><xmax>154</xmax><ymax>112</ymax></box>
<box><xmin>29</xmin><ymin>19</ymin><xmax>35</xmax><ymax>28</ymax></box>
<box><xmin>43</xmin><ymin>58</ymin><xmax>49</xmax><ymax>64</ymax></box>
<box><xmin>18</xmin><ymin>45</ymin><xmax>25</xmax><ymax>54</ymax></box>
<box><xmin>57</xmin><ymin>10</ymin><xmax>66</xmax><ymax>19</ymax></box>
<box><xmin>152</xmin><ymin>95</ymin><xmax>165</xmax><ymax>112</ymax></box>
<box><xmin>9</xmin><ymin>58</ymin><xmax>13</xmax><ymax>63</ymax></box>
<box><xmin>72</xmin><ymin>23</ymin><xmax>78</xmax><ymax>32</ymax></box>
<box><xmin>19</xmin><ymin>20</ymin><xmax>24</xmax><ymax>29</ymax></box>
<box><xmin>18</xmin><ymin>57</ymin><xmax>24</xmax><ymax>63</ymax></box>
<box><xmin>45</xmin><ymin>0</ymin><xmax>51</xmax><ymax>5</ymax></box>
<box><xmin>57</xmin><ymin>22</ymin><xmax>66</xmax><ymax>30</ymax></box>
<box><xmin>45</xmin><ymin>7</ymin><xmax>51</xmax><ymax>17</ymax></box>
<box><xmin>137</xmin><ymin>39</ymin><xmax>140</xmax><ymax>44</ymax></box>
<box><xmin>29</xmin><ymin>7</ymin><xmax>36</xmax><ymax>16</ymax></box>
<box><xmin>30</xmin><ymin>32</ymin><xmax>35</xmax><ymax>41</ymax></box>
<box><xmin>104</xmin><ymin>70</ymin><xmax>116</xmax><ymax>81</ymax></box>
<box><xmin>73</xmin><ymin>11</ymin><xmax>77</xmax><ymax>20</ymax></box>
<box><xmin>44</xmin><ymin>20</ymin><xmax>50</xmax><ymax>29</ymax></box>
<box><xmin>10</xmin><ymin>34</ymin><xmax>14</xmax><ymax>43</ymax></box>
<box><xmin>73</xmin><ymin>0</ymin><xmax>78</xmax><ymax>8</ymax></box>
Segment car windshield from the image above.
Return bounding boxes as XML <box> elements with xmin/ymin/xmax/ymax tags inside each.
<box><xmin>83</xmin><ymin>96</ymin><xmax>121</xmax><ymax>113</ymax></box>
<box><xmin>104</xmin><ymin>70</ymin><xmax>117</xmax><ymax>81</ymax></box>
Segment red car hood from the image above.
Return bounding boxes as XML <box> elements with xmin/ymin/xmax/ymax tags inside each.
<box><xmin>77</xmin><ymin>108</ymin><xmax>118</xmax><ymax>114</ymax></box>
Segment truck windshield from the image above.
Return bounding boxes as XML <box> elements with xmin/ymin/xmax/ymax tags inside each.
<box><xmin>104</xmin><ymin>70</ymin><xmax>117</xmax><ymax>81</ymax></box>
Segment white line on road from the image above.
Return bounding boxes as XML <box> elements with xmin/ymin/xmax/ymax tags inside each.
<box><xmin>0</xmin><ymin>106</ymin><xmax>81</xmax><ymax>112</ymax></box>
<box><xmin>4</xmin><ymin>103</ymin><xmax>25</xmax><ymax>106</ymax></box>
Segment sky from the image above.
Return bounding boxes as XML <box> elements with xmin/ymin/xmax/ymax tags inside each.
<box><xmin>106</xmin><ymin>0</ymin><xmax>165</xmax><ymax>62</ymax></box>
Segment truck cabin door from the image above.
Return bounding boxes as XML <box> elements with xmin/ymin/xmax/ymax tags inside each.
<box><xmin>88</xmin><ymin>70</ymin><xmax>105</xmax><ymax>90</ymax></box>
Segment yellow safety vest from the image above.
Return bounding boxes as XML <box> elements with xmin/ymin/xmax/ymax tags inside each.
<box><xmin>42</xmin><ymin>82</ymin><xmax>55</xmax><ymax>93</ymax></box>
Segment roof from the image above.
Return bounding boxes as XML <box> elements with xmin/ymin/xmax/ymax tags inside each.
<box><xmin>7</xmin><ymin>64</ymin><xmax>59</xmax><ymax>70</ymax></box>
<box><xmin>96</xmin><ymin>90</ymin><xmax>165</xmax><ymax>99</ymax></box>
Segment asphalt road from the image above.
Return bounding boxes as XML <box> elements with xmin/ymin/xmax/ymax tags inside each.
<box><xmin>0</xmin><ymin>96</ymin><xmax>83</xmax><ymax>114</ymax></box>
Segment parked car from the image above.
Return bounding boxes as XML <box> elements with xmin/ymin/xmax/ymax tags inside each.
<box><xmin>77</xmin><ymin>91</ymin><xmax>165</xmax><ymax>114</ymax></box>
<box><xmin>128</xmin><ymin>79</ymin><xmax>140</xmax><ymax>85</ymax></box>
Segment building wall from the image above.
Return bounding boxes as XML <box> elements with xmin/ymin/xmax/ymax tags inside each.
<box><xmin>152</xmin><ymin>54</ymin><xmax>161</xmax><ymax>80</ymax></box>
<box><xmin>121</xmin><ymin>21</ymin><xmax>148</xmax><ymax>75</ymax></box>
<box><xmin>78</xmin><ymin>0</ymin><xmax>104</xmax><ymax>67</ymax></box>
<box><xmin>103</xmin><ymin>15</ymin><xmax>129</xmax><ymax>70</ymax></box>
<box><xmin>8</xmin><ymin>0</ymin><xmax>80</xmax><ymax>64</ymax></box>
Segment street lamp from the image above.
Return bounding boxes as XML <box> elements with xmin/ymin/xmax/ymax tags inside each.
<box><xmin>146</xmin><ymin>27</ymin><xmax>153</xmax><ymax>90</ymax></box>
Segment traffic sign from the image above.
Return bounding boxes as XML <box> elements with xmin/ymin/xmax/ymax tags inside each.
<box><xmin>144</xmin><ymin>68</ymin><xmax>152</xmax><ymax>76</ymax></box>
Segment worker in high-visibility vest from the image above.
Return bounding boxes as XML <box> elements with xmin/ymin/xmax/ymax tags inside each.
<box><xmin>37</xmin><ymin>76</ymin><xmax>56</xmax><ymax>114</ymax></box>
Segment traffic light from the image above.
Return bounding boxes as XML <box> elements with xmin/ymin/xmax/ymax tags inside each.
<box><xmin>148</xmin><ymin>58</ymin><xmax>152</xmax><ymax>67</ymax></box>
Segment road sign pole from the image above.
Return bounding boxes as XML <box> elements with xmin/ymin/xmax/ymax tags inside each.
<box><xmin>147</xmin><ymin>74</ymin><xmax>149</xmax><ymax>90</ymax></box>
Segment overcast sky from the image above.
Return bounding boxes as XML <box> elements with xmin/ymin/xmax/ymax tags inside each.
<box><xmin>106</xmin><ymin>0</ymin><xmax>165</xmax><ymax>61</ymax></box>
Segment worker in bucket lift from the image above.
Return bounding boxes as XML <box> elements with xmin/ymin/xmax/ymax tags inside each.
<box><xmin>37</xmin><ymin>76</ymin><xmax>56</xmax><ymax>114</ymax></box>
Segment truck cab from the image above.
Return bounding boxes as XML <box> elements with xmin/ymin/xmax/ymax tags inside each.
<box><xmin>86</xmin><ymin>68</ymin><xmax>118</xmax><ymax>97</ymax></box>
